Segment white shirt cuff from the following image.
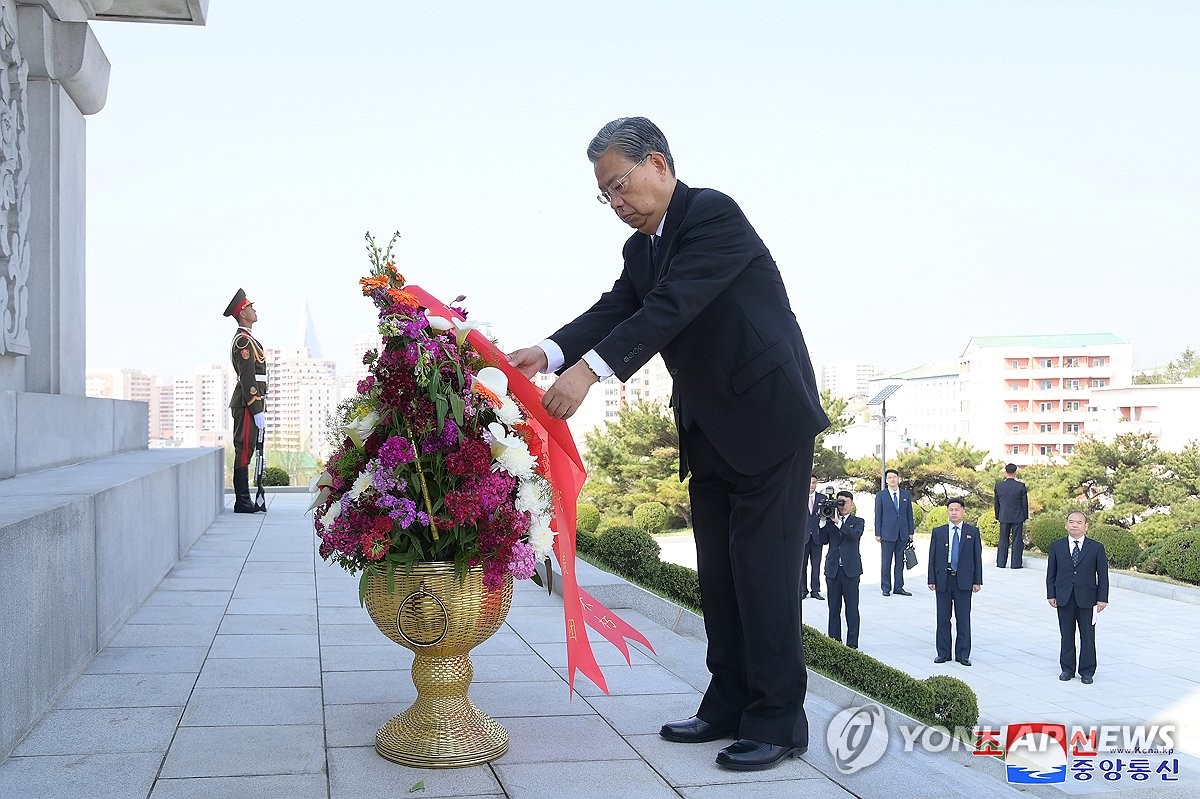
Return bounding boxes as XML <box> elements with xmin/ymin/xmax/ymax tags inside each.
<box><xmin>537</xmin><ymin>339</ymin><xmax>565</xmax><ymax>374</ymax></box>
<box><xmin>582</xmin><ymin>350</ymin><xmax>615</xmax><ymax>380</ymax></box>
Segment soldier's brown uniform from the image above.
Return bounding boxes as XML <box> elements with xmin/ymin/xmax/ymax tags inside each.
<box><xmin>223</xmin><ymin>288</ymin><xmax>268</xmax><ymax>513</ymax></box>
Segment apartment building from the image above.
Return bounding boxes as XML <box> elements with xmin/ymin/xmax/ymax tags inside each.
<box><xmin>821</xmin><ymin>360</ymin><xmax>883</xmax><ymax>401</ymax></box>
<box><xmin>865</xmin><ymin>361</ymin><xmax>961</xmax><ymax>448</ymax></box>
<box><xmin>960</xmin><ymin>334</ymin><xmax>1133</xmax><ymax>464</ymax></box>
<box><xmin>1089</xmin><ymin>379</ymin><xmax>1200</xmax><ymax>451</ymax></box>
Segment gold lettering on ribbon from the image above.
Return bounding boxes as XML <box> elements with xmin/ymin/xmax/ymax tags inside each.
<box><xmin>568</xmin><ymin>619</ymin><xmax>578</xmax><ymax>641</ymax></box>
<box><xmin>580</xmin><ymin>597</ymin><xmax>593</xmax><ymax>612</ymax></box>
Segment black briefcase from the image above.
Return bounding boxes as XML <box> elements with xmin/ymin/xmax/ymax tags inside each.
<box><xmin>903</xmin><ymin>543</ymin><xmax>918</xmax><ymax>570</ymax></box>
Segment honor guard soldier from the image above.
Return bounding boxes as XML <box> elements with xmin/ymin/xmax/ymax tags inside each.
<box><xmin>223</xmin><ymin>289</ymin><xmax>268</xmax><ymax>513</ymax></box>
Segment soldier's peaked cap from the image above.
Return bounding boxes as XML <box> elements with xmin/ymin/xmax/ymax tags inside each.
<box><xmin>224</xmin><ymin>289</ymin><xmax>253</xmax><ymax>318</ymax></box>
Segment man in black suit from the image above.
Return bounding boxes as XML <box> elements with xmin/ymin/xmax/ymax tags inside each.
<box><xmin>802</xmin><ymin>476</ymin><xmax>824</xmax><ymax>600</ymax></box>
<box><xmin>1046</xmin><ymin>512</ymin><xmax>1109</xmax><ymax>684</ymax></box>
<box><xmin>927</xmin><ymin>499</ymin><xmax>983</xmax><ymax>666</ymax></box>
<box><xmin>874</xmin><ymin>469</ymin><xmax>915</xmax><ymax>596</ymax></box>
<box><xmin>818</xmin><ymin>491</ymin><xmax>863</xmax><ymax>648</ymax></box>
<box><xmin>994</xmin><ymin>463</ymin><xmax>1029</xmax><ymax>569</ymax></box>
<box><xmin>509</xmin><ymin>117</ymin><xmax>828</xmax><ymax>771</ymax></box>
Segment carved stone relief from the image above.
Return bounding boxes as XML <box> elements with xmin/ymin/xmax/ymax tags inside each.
<box><xmin>0</xmin><ymin>4</ymin><xmax>30</xmax><ymax>355</ymax></box>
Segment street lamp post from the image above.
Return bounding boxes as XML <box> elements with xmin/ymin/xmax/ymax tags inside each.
<box><xmin>867</xmin><ymin>385</ymin><xmax>902</xmax><ymax>489</ymax></box>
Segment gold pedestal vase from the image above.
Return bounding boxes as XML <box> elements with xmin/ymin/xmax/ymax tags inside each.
<box><xmin>363</xmin><ymin>562</ymin><xmax>514</xmax><ymax>768</ymax></box>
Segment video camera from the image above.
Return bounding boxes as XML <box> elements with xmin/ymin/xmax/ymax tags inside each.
<box><xmin>815</xmin><ymin>487</ymin><xmax>845</xmax><ymax>519</ymax></box>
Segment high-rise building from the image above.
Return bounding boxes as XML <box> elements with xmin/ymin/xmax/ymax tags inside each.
<box><xmin>265</xmin><ymin>347</ymin><xmax>340</xmax><ymax>459</ymax></box>
<box><xmin>85</xmin><ymin>368</ymin><xmax>152</xmax><ymax>404</ymax></box>
<box><xmin>172</xmin><ymin>364</ymin><xmax>230</xmax><ymax>449</ymax></box>
<box><xmin>821</xmin><ymin>360</ymin><xmax>883</xmax><ymax>401</ymax></box>
<box><xmin>959</xmin><ymin>334</ymin><xmax>1133</xmax><ymax>463</ymax></box>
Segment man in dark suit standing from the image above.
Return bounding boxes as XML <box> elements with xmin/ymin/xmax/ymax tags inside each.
<box><xmin>818</xmin><ymin>491</ymin><xmax>863</xmax><ymax>648</ymax></box>
<box><xmin>994</xmin><ymin>463</ymin><xmax>1029</xmax><ymax>569</ymax></box>
<box><xmin>927</xmin><ymin>499</ymin><xmax>983</xmax><ymax>665</ymax></box>
<box><xmin>874</xmin><ymin>468</ymin><xmax>915</xmax><ymax>596</ymax></box>
<box><xmin>802</xmin><ymin>476</ymin><xmax>824</xmax><ymax>600</ymax></box>
<box><xmin>509</xmin><ymin>117</ymin><xmax>828</xmax><ymax>771</ymax></box>
<box><xmin>1047</xmin><ymin>512</ymin><xmax>1109</xmax><ymax>684</ymax></box>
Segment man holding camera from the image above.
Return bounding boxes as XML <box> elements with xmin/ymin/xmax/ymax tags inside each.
<box><xmin>802</xmin><ymin>476</ymin><xmax>824</xmax><ymax>600</ymax></box>
<box><xmin>817</xmin><ymin>490</ymin><xmax>863</xmax><ymax>649</ymax></box>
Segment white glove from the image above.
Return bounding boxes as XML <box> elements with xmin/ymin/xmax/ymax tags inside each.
<box><xmin>253</xmin><ymin>412</ymin><xmax>266</xmax><ymax>429</ymax></box>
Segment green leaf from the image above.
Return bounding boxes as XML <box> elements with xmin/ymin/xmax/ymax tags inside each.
<box><xmin>357</xmin><ymin>571</ymin><xmax>369</xmax><ymax>606</ymax></box>
<box><xmin>448</xmin><ymin>392</ymin><xmax>465</xmax><ymax>428</ymax></box>
<box><xmin>409</xmin><ymin>780</ymin><xmax>426</xmax><ymax>792</ymax></box>
<box><xmin>434</xmin><ymin>394</ymin><xmax>448</xmax><ymax>433</ymax></box>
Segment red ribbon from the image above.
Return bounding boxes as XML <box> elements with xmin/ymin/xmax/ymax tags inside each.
<box><xmin>406</xmin><ymin>286</ymin><xmax>655</xmax><ymax>694</ymax></box>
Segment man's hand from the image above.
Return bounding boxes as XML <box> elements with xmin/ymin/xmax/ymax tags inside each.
<box><xmin>542</xmin><ymin>361</ymin><xmax>597</xmax><ymax>420</ymax></box>
<box><xmin>507</xmin><ymin>346</ymin><xmax>548</xmax><ymax>378</ymax></box>
<box><xmin>972</xmin><ymin>584</ymin><xmax>982</xmax><ymax>593</ymax></box>
<box><xmin>928</xmin><ymin>583</ymin><xmax>935</xmax><ymax>591</ymax></box>
<box><xmin>253</xmin><ymin>412</ymin><xmax>266</xmax><ymax>429</ymax></box>
<box><xmin>1048</xmin><ymin>598</ymin><xmax>1058</xmax><ymax>608</ymax></box>
<box><xmin>1096</xmin><ymin>601</ymin><xmax>1108</xmax><ymax>612</ymax></box>
<box><xmin>875</xmin><ymin>535</ymin><xmax>881</xmax><ymax>542</ymax></box>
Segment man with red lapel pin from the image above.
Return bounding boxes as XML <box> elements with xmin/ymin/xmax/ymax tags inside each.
<box><xmin>927</xmin><ymin>499</ymin><xmax>983</xmax><ymax>666</ymax></box>
<box><xmin>223</xmin><ymin>289</ymin><xmax>268</xmax><ymax>514</ymax></box>
<box><xmin>1047</xmin><ymin>512</ymin><xmax>1109</xmax><ymax>684</ymax></box>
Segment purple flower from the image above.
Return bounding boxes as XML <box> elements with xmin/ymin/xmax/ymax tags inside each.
<box><xmin>378</xmin><ymin>436</ymin><xmax>416</xmax><ymax>469</ymax></box>
<box><xmin>357</xmin><ymin>376</ymin><xmax>376</xmax><ymax>394</ymax></box>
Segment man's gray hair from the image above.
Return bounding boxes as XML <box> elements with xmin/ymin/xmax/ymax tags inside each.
<box><xmin>587</xmin><ymin>117</ymin><xmax>675</xmax><ymax>174</ymax></box>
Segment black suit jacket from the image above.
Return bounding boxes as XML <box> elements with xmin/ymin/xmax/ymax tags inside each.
<box><xmin>873</xmin><ymin>488</ymin><xmax>915</xmax><ymax>542</ymax></box>
<box><xmin>1047</xmin><ymin>536</ymin><xmax>1109</xmax><ymax>606</ymax></box>
<box><xmin>927</xmin><ymin>523</ymin><xmax>983</xmax><ymax>591</ymax></box>
<box><xmin>818</xmin><ymin>514</ymin><xmax>864</xmax><ymax>578</ymax></box>
<box><xmin>805</xmin><ymin>493</ymin><xmax>822</xmax><ymax>544</ymax></box>
<box><xmin>994</xmin><ymin>478</ymin><xmax>1029</xmax><ymax>523</ymax></box>
<box><xmin>549</xmin><ymin>181</ymin><xmax>828</xmax><ymax>476</ymax></box>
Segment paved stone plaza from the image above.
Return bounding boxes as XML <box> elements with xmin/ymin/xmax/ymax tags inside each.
<box><xmin>1</xmin><ymin>494</ymin><xmax>1196</xmax><ymax>798</ymax></box>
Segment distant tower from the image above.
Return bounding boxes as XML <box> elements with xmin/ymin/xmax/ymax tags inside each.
<box><xmin>297</xmin><ymin>303</ymin><xmax>322</xmax><ymax>358</ymax></box>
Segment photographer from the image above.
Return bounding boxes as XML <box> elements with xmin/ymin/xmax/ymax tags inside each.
<box><xmin>817</xmin><ymin>490</ymin><xmax>864</xmax><ymax>649</ymax></box>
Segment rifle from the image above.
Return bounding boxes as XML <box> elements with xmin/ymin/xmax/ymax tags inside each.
<box><xmin>254</xmin><ymin>427</ymin><xmax>267</xmax><ymax>512</ymax></box>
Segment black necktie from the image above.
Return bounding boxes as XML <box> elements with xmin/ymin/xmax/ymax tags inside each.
<box><xmin>650</xmin><ymin>235</ymin><xmax>660</xmax><ymax>261</ymax></box>
<box><xmin>1071</xmin><ymin>540</ymin><xmax>1082</xmax><ymax>566</ymax></box>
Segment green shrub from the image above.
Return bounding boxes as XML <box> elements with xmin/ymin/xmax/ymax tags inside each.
<box><xmin>261</xmin><ymin>467</ymin><xmax>290</xmax><ymax>486</ymax></box>
<box><xmin>926</xmin><ymin>675</ymin><xmax>980</xmax><ymax>730</ymax></box>
<box><xmin>1137</xmin><ymin>541</ymin><xmax>1166</xmax><ymax>574</ymax></box>
<box><xmin>633</xmin><ymin>502</ymin><xmax>670</xmax><ymax>535</ymax></box>
<box><xmin>1154</xmin><ymin>531</ymin><xmax>1200</xmax><ymax>584</ymax></box>
<box><xmin>576</xmin><ymin>503</ymin><xmax>602</xmax><ymax>535</ymax></box>
<box><xmin>658</xmin><ymin>562</ymin><xmax>702</xmax><ymax>609</ymax></box>
<box><xmin>976</xmin><ymin>512</ymin><xmax>1000</xmax><ymax>549</ymax></box>
<box><xmin>1088</xmin><ymin>525</ymin><xmax>1141</xmax><ymax>569</ymax></box>
<box><xmin>911</xmin><ymin>503</ymin><xmax>927</xmax><ymax>531</ymax></box>
<box><xmin>575</xmin><ymin>529</ymin><xmax>600</xmax><ymax>557</ymax></box>
<box><xmin>920</xmin><ymin>506</ymin><xmax>948</xmax><ymax>535</ymax></box>
<box><xmin>593</xmin><ymin>525</ymin><xmax>662</xmax><ymax>584</ymax></box>
<box><xmin>1130</xmin><ymin>514</ymin><xmax>1181</xmax><ymax>547</ymax></box>
<box><xmin>1028</xmin><ymin>514</ymin><xmax>1067</xmax><ymax>553</ymax></box>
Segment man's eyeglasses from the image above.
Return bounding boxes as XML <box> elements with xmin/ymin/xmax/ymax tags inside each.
<box><xmin>596</xmin><ymin>155</ymin><xmax>649</xmax><ymax>205</ymax></box>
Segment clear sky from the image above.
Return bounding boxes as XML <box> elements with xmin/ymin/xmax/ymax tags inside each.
<box><xmin>85</xmin><ymin>1</ymin><xmax>1199</xmax><ymax>381</ymax></box>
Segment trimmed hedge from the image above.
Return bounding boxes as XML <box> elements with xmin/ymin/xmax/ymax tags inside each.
<box><xmin>976</xmin><ymin>512</ymin><xmax>1000</xmax><ymax>549</ymax></box>
<box><xmin>920</xmin><ymin>506</ymin><xmax>948</xmax><ymax>535</ymax></box>
<box><xmin>593</xmin><ymin>525</ymin><xmax>662</xmax><ymax>584</ymax></box>
<box><xmin>1152</xmin><ymin>530</ymin><xmax>1200</xmax><ymax>584</ymax></box>
<box><xmin>802</xmin><ymin>626</ymin><xmax>978</xmax><ymax>729</ymax></box>
<box><xmin>658</xmin><ymin>562</ymin><xmax>702</xmax><ymax>609</ymax></box>
<box><xmin>1130</xmin><ymin>514</ymin><xmax>1180</xmax><ymax>547</ymax></box>
<box><xmin>575</xmin><ymin>529</ymin><xmax>600</xmax><ymax>557</ymax></box>
<box><xmin>576</xmin><ymin>503</ymin><xmax>602</xmax><ymax>535</ymax></box>
<box><xmin>1088</xmin><ymin>524</ymin><xmax>1141</xmax><ymax>569</ymax></box>
<box><xmin>633</xmin><ymin>502</ymin><xmax>670</xmax><ymax>535</ymax></box>
<box><xmin>1028</xmin><ymin>514</ymin><xmax>1067</xmax><ymax>553</ymax></box>
<box><xmin>262</xmin><ymin>466</ymin><xmax>290</xmax><ymax>486</ymax></box>
<box><xmin>911</xmin><ymin>503</ymin><xmax>927</xmax><ymax>531</ymax></box>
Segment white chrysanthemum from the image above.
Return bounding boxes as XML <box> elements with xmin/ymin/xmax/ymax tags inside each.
<box><xmin>349</xmin><ymin>470</ymin><xmax>373</xmax><ymax>499</ymax></box>
<box><xmin>343</xmin><ymin>410</ymin><xmax>379</xmax><ymax>449</ymax></box>
<box><xmin>495</xmin><ymin>444</ymin><xmax>537</xmax><ymax>479</ymax></box>
<box><xmin>495</xmin><ymin>396</ymin><xmax>522</xmax><ymax>426</ymax></box>
<box><xmin>527</xmin><ymin>515</ymin><xmax>557</xmax><ymax>560</ymax></box>
<box><xmin>320</xmin><ymin>501</ymin><xmax>341</xmax><ymax>529</ymax></box>
<box><xmin>515</xmin><ymin>478</ymin><xmax>550</xmax><ymax>515</ymax></box>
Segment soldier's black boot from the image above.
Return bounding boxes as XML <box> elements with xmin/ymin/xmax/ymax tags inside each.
<box><xmin>233</xmin><ymin>467</ymin><xmax>256</xmax><ymax>513</ymax></box>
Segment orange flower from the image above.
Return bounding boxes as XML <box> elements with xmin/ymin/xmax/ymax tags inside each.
<box><xmin>359</xmin><ymin>274</ymin><xmax>389</xmax><ymax>295</ymax></box>
<box><xmin>474</xmin><ymin>384</ymin><xmax>502</xmax><ymax>408</ymax></box>
<box><xmin>386</xmin><ymin>288</ymin><xmax>419</xmax><ymax>307</ymax></box>
<box><xmin>385</xmin><ymin>262</ymin><xmax>405</xmax><ymax>285</ymax></box>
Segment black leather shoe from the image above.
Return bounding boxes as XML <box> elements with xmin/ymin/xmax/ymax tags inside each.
<box><xmin>660</xmin><ymin>716</ymin><xmax>735</xmax><ymax>743</ymax></box>
<box><xmin>811</xmin><ymin>592</ymin><xmax>825</xmax><ymax>601</ymax></box>
<box><xmin>957</xmin><ymin>658</ymin><xmax>972</xmax><ymax>666</ymax></box>
<box><xmin>894</xmin><ymin>589</ymin><xmax>912</xmax><ymax>596</ymax></box>
<box><xmin>934</xmin><ymin>656</ymin><xmax>949</xmax><ymax>663</ymax></box>
<box><xmin>716</xmin><ymin>739</ymin><xmax>806</xmax><ymax>771</ymax></box>
<box><xmin>801</xmin><ymin>591</ymin><xmax>809</xmax><ymax>599</ymax></box>
<box><xmin>882</xmin><ymin>591</ymin><xmax>891</xmax><ymax>596</ymax></box>
<box><xmin>1081</xmin><ymin>676</ymin><xmax>1094</xmax><ymax>684</ymax></box>
<box><xmin>1059</xmin><ymin>672</ymin><xmax>1074</xmax><ymax>681</ymax></box>
<box><xmin>996</xmin><ymin>564</ymin><xmax>1006</xmax><ymax>568</ymax></box>
<box><xmin>1011</xmin><ymin>566</ymin><xmax>1023</xmax><ymax>570</ymax></box>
